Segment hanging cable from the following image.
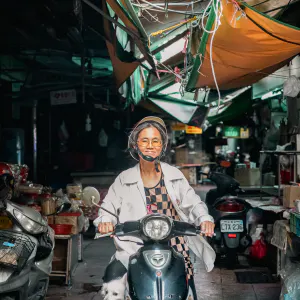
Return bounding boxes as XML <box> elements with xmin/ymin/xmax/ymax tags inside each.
<box><xmin>200</xmin><ymin>0</ymin><xmax>223</xmax><ymax>110</ymax></box>
<box><xmin>148</xmin><ymin>16</ymin><xmax>198</xmax><ymax>46</ymax></box>
<box><xmin>134</xmin><ymin>0</ymin><xmax>205</xmax><ymax>15</ymax></box>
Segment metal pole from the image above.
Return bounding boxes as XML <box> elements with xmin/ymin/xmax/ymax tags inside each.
<box><xmin>278</xmin><ymin>155</ymin><xmax>281</xmax><ymax>202</ymax></box>
<box><xmin>32</xmin><ymin>100</ymin><xmax>38</xmax><ymax>182</ymax></box>
<box><xmin>81</xmin><ymin>52</ymin><xmax>85</xmax><ymax>104</ymax></box>
<box><xmin>260</xmin><ymin>152</ymin><xmax>263</xmax><ymax>201</ymax></box>
<box><xmin>49</xmin><ymin>106</ymin><xmax>52</xmax><ymax>165</ymax></box>
<box><xmin>294</xmin><ymin>154</ymin><xmax>297</xmax><ymax>183</ymax></box>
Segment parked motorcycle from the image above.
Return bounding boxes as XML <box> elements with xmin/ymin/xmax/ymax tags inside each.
<box><xmin>0</xmin><ymin>173</ymin><xmax>69</xmax><ymax>299</ymax></box>
<box><xmin>82</xmin><ymin>186</ymin><xmax>211</xmax><ymax>300</ymax></box>
<box><xmin>203</xmin><ymin>171</ymin><xmax>252</xmax><ymax>268</ymax></box>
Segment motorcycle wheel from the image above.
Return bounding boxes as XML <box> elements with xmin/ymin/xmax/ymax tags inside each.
<box><xmin>226</xmin><ymin>248</ymin><xmax>238</xmax><ymax>269</ymax></box>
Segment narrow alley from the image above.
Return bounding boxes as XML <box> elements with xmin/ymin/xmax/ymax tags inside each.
<box><xmin>46</xmin><ymin>237</ymin><xmax>281</xmax><ymax>300</ymax></box>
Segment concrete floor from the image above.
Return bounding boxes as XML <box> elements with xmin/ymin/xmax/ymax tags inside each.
<box><xmin>46</xmin><ymin>237</ymin><xmax>281</xmax><ymax>300</ymax></box>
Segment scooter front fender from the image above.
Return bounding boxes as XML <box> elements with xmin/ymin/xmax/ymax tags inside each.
<box><xmin>127</xmin><ymin>245</ymin><xmax>189</xmax><ymax>300</ymax></box>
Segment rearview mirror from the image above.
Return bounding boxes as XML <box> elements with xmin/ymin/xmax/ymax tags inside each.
<box><xmin>82</xmin><ymin>187</ymin><xmax>100</xmax><ymax>207</ymax></box>
<box><xmin>82</xmin><ymin>186</ymin><xmax>120</xmax><ymax>223</ymax></box>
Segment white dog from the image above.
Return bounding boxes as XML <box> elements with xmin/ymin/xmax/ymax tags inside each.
<box><xmin>101</xmin><ymin>273</ymin><xmax>127</xmax><ymax>300</ymax></box>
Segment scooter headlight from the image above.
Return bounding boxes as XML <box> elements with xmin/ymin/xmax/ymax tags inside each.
<box><xmin>13</xmin><ymin>210</ymin><xmax>47</xmax><ymax>234</ymax></box>
<box><xmin>142</xmin><ymin>215</ymin><xmax>172</xmax><ymax>241</ymax></box>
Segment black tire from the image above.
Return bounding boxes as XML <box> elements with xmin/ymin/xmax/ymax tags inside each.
<box><xmin>226</xmin><ymin>248</ymin><xmax>238</xmax><ymax>269</ymax></box>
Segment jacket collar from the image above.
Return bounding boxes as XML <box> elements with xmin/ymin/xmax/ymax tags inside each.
<box><xmin>122</xmin><ymin>162</ymin><xmax>181</xmax><ymax>185</ymax></box>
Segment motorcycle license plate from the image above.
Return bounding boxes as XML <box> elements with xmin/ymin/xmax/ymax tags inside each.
<box><xmin>220</xmin><ymin>220</ymin><xmax>243</xmax><ymax>233</ymax></box>
<box><xmin>0</xmin><ymin>216</ymin><xmax>13</xmax><ymax>230</ymax></box>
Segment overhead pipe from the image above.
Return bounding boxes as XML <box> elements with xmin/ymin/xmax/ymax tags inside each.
<box><xmin>80</xmin><ymin>0</ymin><xmax>85</xmax><ymax>104</ymax></box>
<box><xmin>123</xmin><ymin>0</ymin><xmax>148</xmax><ymax>40</ymax></box>
<box><xmin>82</xmin><ymin>0</ymin><xmax>141</xmax><ymax>40</ymax></box>
<box><xmin>32</xmin><ymin>100</ymin><xmax>38</xmax><ymax>182</ymax></box>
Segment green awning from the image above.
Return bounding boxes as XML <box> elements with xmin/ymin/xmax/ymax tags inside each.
<box><xmin>207</xmin><ymin>88</ymin><xmax>252</xmax><ymax>124</ymax></box>
<box><xmin>148</xmin><ymin>95</ymin><xmax>208</xmax><ymax>126</ymax></box>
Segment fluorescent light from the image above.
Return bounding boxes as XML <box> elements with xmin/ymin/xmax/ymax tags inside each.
<box><xmin>261</xmin><ymin>89</ymin><xmax>282</xmax><ymax>100</ymax></box>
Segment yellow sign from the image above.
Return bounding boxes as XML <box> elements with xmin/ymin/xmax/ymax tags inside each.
<box><xmin>186</xmin><ymin>126</ymin><xmax>202</xmax><ymax>134</ymax></box>
<box><xmin>0</xmin><ymin>216</ymin><xmax>13</xmax><ymax>229</ymax></box>
<box><xmin>171</xmin><ymin>123</ymin><xmax>186</xmax><ymax>131</ymax></box>
<box><xmin>240</xmin><ymin>128</ymin><xmax>249</xmax><ymax>139</ymax></box>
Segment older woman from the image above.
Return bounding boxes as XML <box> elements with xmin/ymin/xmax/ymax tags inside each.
<box><xmin>94</xmin><ymin>116</ymin><xmax>215</xmax><ymax>300</ymax></box>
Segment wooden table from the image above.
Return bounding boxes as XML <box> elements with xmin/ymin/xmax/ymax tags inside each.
<box><xmin>50</xmin><ymin>234</ymin><xmax>79</xmax><ymax>285</ymax></box>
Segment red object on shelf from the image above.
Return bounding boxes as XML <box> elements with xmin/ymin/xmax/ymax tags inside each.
<box><xmin>280</xmin><ymin>170</ymin><xmax>292</xmax><ymax>184</ymax></box>
<box><xmin>250</xmin><ymin>235</ymin><xmax>267</xmax><ymax>260</ymax></box>
<box><xmin>49</xmin><ymin>224</ymin><xmax>73</xmax><ymax>235</ymax></box>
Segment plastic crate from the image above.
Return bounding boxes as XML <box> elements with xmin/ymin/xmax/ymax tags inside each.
<box><xmin>0</xmin><ymin>231</ymin><xmax>35</xmax><ymax>272</ymax></box>
<box><xmin>290</xmin><ymin>212</ymin><xmax>300</xmax><ymax>237</ymax></box>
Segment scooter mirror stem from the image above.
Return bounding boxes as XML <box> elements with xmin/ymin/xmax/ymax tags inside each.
<box><xmin>91</xmin><ymin>196</ymin><xmax>120</xmax><ymax>224</ymax></box>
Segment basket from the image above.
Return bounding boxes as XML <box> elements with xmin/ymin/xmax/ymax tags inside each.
<box><xmin>0</xmin><ymin>231</ymin><xmax>35</xmax><ymax>272</ymax></box>
<box><xmin>49</xmin><ymin>224</ymin><xmax>73</xmax><ymax>235</ymax></box>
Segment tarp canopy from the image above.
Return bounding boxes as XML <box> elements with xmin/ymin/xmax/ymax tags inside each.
<box><xmin>186</xmin><ymin>0</ymin><xmax>300</xmax><ymax>91</ymax></box>
<box><xmin>143</xmin><ymin>85</ymin><xmax>251</xmax><ymax>125</ymax></box>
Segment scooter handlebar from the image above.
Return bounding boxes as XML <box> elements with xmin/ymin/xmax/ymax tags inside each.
<box><xmin>195</xmin><ymin>226</ymin><xmax>216</xmax><ymax>237</ymax></box>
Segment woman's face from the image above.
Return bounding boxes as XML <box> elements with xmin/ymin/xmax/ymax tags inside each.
<box><xmin>137</xmin><ymin>127</ymin><xmax>163</xmax><ymax>160</ymax></box>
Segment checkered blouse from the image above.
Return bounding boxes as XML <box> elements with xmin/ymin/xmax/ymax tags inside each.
<box><xmin>144</xmin><ymin>174</ymin><xmax>194</xmax><ymax>279</ymax></box>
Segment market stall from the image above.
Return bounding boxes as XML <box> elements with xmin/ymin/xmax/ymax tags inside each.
<box><xmin>0</xmin><ymin>162</ymin><xmax>88</xmax><ymax>286</ymax></box>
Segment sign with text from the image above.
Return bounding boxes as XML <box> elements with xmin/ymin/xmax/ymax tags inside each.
<box><xmin>50</xmin><ymin>89</ymin><xmax>77</xmax><ymax>105</ymax></box>
<box><xmin>223</xmin><ymin>126</ymin><xmax>240</xmax><ymax>138</ymax></box>
<box><xmin>186</xmin><ymin>126</ymin><xmax>202</xmax><ymax>134</ymax></box>
<box><xmin>240</xmin><ymin>128</ymin><xmax>249</xmax><ymax>139</ymax></box>
<box><xmin>171</xmin><ymin>123</ymin><xmax>186</xmax><ymax>131</ymax></box>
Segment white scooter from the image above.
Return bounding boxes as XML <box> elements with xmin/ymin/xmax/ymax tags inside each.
<box><xmin>0</xmin><ymin>183</ymin><xmax>69</xmax><ymax>299</ymax></box>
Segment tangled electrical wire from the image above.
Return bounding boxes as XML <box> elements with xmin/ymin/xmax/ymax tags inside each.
<box><xmin>134</xmin><ymin>0</ymin><xmax>245</xmax><ymax>108</ymax></box>
<box><xmin>132</xmin><ymin>0</ymin><xmax>210</xmax><ymax>16</ymax></box>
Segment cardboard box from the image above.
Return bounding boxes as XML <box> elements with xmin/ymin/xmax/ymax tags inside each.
<box><xmin>180</xmin><ymin>167</ymin><xmax>197</xmax><ymax>185</ymax></box>
<box><xmin>234</xmin><ymin>168</ymin><xmax>260</xmax><ymax>186</ymax></box>
<box><xmin>283</xmin><ymin>186</ymin><xmax>300</xmax><ymax>208</ymax></box>
<box><xmin>46</xmin><ymin>216</ymin><xmax>54</xmax><ymax>225</ymax></box>
<box><xmin>54</xmin><ymin>212</ymin><xmax>81</xmax><ymax>235</ymax></box>
<box><xmin>175</xmin><ymin>148</ymin><xmax>202</xmax><ymax>165</ymax></box>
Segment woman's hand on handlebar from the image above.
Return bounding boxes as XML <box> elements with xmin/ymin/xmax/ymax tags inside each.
<box><xmin>200</xmin><ymin>221</ymin><xmax>215</xmax><ymax>237</ymax></box>
<box><xmin>98</xmin><ymin>222</ymin><xmax>114</xmax><ymax>235</ymax></box>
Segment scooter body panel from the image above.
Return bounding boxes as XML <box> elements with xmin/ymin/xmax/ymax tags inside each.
<box><xmin>205</xmin><ymin>183</ymin><xmax>252</xmax><ymax>257</ymax></box>
<box><xmin>128</xmin><ymin>244</ymin><xmax>189</xmax><ymax>300</ymax></box>
<box><xmin>0</xmin><ymin>225</ymin><xmax>53</xmax><ymax>299</ymax></box>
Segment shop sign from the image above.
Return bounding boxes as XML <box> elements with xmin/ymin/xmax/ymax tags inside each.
<box><xmin>171</xmin><ymin>123</ymin><xmax>186</xmax><ymax>131</ymax></box>
<box><xmin>240</xmin><ymin>128</ymin><xmax>249</xmax><ymax>139</ymax></box>
<box><xmin>224</xmin><ymin>126</ymin><xmax>240</xmax><ymax>138</ymax></box>
<box><xmin>186</xmin><ymin>126</ymin><xmax>202</xmax><ymax>134</ymax></box>
<box><xmin>50</xmin><ymin>89</ymin><xmax>77</xmax><ymax>105</ymax></box>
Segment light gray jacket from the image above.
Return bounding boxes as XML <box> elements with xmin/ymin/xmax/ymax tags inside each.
<box><xmin>94</xmin><ymin>162</ymin><xmax>216</xmax><ymax>272</ymax></box>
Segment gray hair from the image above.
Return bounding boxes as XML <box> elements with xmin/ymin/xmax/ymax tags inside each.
<box><xmin>128</xmin><ymin>121</ymin><xmax>168</xmax><ymax>153</ymax></box>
